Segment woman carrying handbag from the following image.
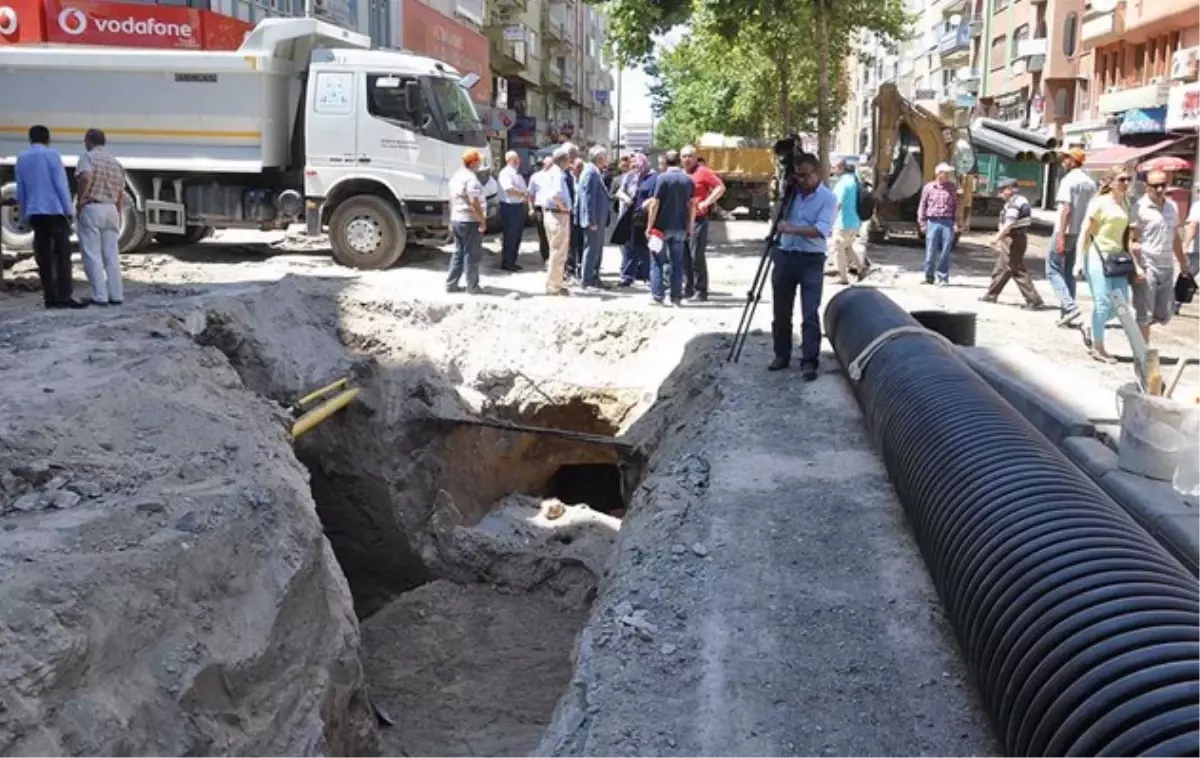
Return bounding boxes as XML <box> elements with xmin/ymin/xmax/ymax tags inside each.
<box><xmin>1076</xmin><ymin>167</ymin><xmax>1140</xmax><ymax>364</ymax></box>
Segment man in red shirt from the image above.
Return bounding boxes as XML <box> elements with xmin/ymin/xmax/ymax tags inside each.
<box><xmin>681</xmin><ymin>145</ymin><xmax>726</xmax><ymax>301</ymax></box>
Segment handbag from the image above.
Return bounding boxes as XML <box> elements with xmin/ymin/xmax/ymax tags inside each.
<box><xmin>1176</xmin><ymin>272</ymin><xmax>1198</xmax><ymax>304</ymax></box>
<box><xmin>1094</xmin><ymin>240</ymin><xmax>1136</xmax><ymax>279</ymax></box>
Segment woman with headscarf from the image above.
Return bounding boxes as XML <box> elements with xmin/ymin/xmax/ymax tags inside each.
<box><xmin>612</xmin><ymin>153</ymin><xmax>653</xmax><ymax>285</ymax></box>
<box><xmin>1076</xmin><ymin>166</ymin><xmax>1139</xmax><ymax>363</ymax></box>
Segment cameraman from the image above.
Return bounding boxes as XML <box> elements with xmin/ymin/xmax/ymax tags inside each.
<box><xmin>769</xmin><ymin>152</ymin><xmax>836</xmax><ymax>381</ymax></box>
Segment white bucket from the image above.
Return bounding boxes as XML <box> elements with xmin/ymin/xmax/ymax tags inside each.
<box><xmin>1116</xmin><ymin>383</ymin><xmax>1188</xmax><ymax>481</ymax></box>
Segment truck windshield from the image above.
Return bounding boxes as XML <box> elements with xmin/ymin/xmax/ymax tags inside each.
<box><xmin>426</xmin><ymin>77</ymin><xmax>484</xmax><ymax>133</ymax></box>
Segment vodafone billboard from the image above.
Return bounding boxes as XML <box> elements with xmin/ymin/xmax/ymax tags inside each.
<box><xmin>43</xmin><ymin>0</ymin><xmax>203</xmax><ymax>48</ymax></box>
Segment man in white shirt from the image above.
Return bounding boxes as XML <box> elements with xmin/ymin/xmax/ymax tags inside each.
<box><xmin>537</xmin><ymin>147</ymin><xmax>572</xmax><ymax>295</ymax></box>
<box><xmin>1048</xmin><ymin>148</ymin><xmax>1097</xmax><ymax>327</ymax></box>
<box><xmin>447</xmin><ymin>149</ymin><xmax>487</xmax><ymax>294</ymax></box>
<box><xmin>496</xmin><ymin>151</ymin><xmax>529</xmax><ymax>272</ymax></box>
<box><xmin>1131</xmin><ymin>170</ymin><xmax>1189</xmax><ymax>343</ymax></box>
<box><xmin>527</xmin><ymin>155</ymin><xmax>553</xmax><ymax>263</ymax></box>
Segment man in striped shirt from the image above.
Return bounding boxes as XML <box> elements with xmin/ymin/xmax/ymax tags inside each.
<box><xmin>980</xmin><ymin>177</ymin><xmax>1043</xmax><ymax>309</ymax></box>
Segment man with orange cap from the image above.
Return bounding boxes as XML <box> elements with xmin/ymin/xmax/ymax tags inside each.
<box><xmin>1047</xmin><ymin>147</ymin><xmax>1096</xmax><ymax>327</ymax></box>
<box><xmin>446</xmin><ymin>148</ymin><xmax>487</xmax><ymax>294</ymax></box>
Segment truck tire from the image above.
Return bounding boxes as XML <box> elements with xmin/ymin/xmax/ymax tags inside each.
<box><xmin>155</xmin><ymin>226</ymin><xmax>212</xmax><ymax>246</ymax></box>
<box><xmin>329</xmin><ymin>195</ymin><xmax>406</xmax><ymax>269</ymax></box>
<box><xmin>119</xmin><ymin>190</ymin><xmax>150</xmax><ymax>254</ymax></box>
<box><xmin>1</xmin><ymin>182</ymin><xmax>34</xmax><ymax>253</ymax></box>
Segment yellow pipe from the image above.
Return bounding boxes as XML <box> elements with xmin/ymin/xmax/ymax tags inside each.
<box><xmin>296</xmin><ymin>377</ymin><xmax>349</xmax><ymax>409</ymax></box>
<box><xmin>292</xmin><ymin>388</ymin><xmax>360</xmax><ymax>439</ymax></box>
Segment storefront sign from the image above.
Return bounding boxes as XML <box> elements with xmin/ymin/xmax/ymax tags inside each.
<box><xmin>508</xmin><ymin>116</ymin><xmax>537</xmax><ymax>148</ymax></box>
<box><xmin>402</xmin><ymin>0</ymin><xmax>491</xmax><ymax>105</ymax></box>
<box><xmin>1119</xmin><ymin>106</ymin><xmax>1167</xmax><ymax>136</ymax></box>
<box><xmin>44</xmin><ymin>0</ymin><xmax>201</xmax><ymax>48</ymax></box>
<box><xmin>1166</xmin><ymin>82</ymin><xmax>1200</xmax><ymax>131</ymax></box>
<box><xmin>0</xmin><ymin>0</ymin><xmax>252</xmax><ymax>49</ymax></box>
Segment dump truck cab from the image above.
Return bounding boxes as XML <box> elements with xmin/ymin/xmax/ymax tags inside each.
<box><xmin>868</xmin><ymin>82</ymin><xmax>975</xmax><ymax>244</ymax></box>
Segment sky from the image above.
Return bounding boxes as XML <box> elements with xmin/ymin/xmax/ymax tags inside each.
<box><xmin>610</xmin><ymin>27</ymin><xmax>686</xmax><ymax>134</ymax></box>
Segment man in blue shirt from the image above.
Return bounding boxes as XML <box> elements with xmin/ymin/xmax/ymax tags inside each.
<box><xmin>645</xmin><ymin>150</ymin><xmax>695</xmax><ymax>306</ymax></box>
<box><xmin>16</xmin><ymin>125</ymin><xmax>82</xmax><ymax>309</ymax></box>
<box><xmin>830</xmin><ymin>159</ymin><xmax>865</xmax><ymax>285</ymax></box>
<box><xmin>770</xmin><ymin>153</ymin><xmax>837</xmax><ymax>380</ymax></box>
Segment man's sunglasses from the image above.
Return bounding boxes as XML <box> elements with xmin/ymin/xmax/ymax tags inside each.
<box><xmin>1146</xmin><ymin>182</ymin><xmax>1168</xmax><ymax>189</ymax></box>
<box><xmin>1115</xmin><ymin>176</ymin><xmax>1132</xmax><ymax>183</ymax></box>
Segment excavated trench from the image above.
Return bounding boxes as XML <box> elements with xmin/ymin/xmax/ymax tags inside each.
<box><xmin>196</xmin><ymin>287</ymin><xmax>722</xmax><ymax>757</ymax></box>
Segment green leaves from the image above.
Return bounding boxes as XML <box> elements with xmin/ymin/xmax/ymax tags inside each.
<box><xmin>598</xmin><ymin>0</ymin><xmax>910</xmax><ymax>144</ymax></box>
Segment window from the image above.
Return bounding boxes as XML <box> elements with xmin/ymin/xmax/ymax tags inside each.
<box><xmin>1011</xmin><ymin>24</ymin><xmax>1029</xmax><ymax>62</ymax></box>
<box><xmin>1076</xmin><ymin>79</ymin><xmax>1089</xmax><ymax>119</ymax></box>
<box><xmin>427</xmin><ymin>77</ymin><xmax>483</xmax><ymax>131</ymax></box>
<box><xmin>366</xmin><ymin>74</ymin><xmax>428</xmax><ymax>128</ymax></box>
<box><xmin>1054</xmin><ymin>88</ymin><xmax>1067</xmax><ymax>120</ymax></box>
<box><xmin>1062</xmin><ymin>12</ymin><xmax>1077</xmax><ymax>57</ymax></box>
<box><xmin>991</xmin><ymin>35</ymin><xmax>1007</xmax><ymax>69</ymax></box>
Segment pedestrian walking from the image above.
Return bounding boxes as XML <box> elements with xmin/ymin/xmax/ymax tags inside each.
<box><xmin>769</xmin><ymin>153</ymin><xmax>836</xmax><ymax>381</ymax></box>
<box><xmin>527</xmin><ymin>156</ymin><xmax>554</xmax><ymax>263</ymax></box>
<box><xmin>539</xmin><ymin>146</ymin><xmax>573</xmax><ymax>296</ymax></box>
<box><xmin>496</xmin><ymin>150</ymin><xmax>529</xmax><ymax>272</ymax></box>
<box><xmin>681</xmin><ymin>144</ymin><xmax>725</xmax><ymax>301</ymax></box>
<box><xmin>644</xmin><ymin>150</ymin><xmax>695</xmax><ymax>306</ymax></box>
<box><xmin>446</xmin><ymin>149</ymin><xmax>487</xmax><ymax>294</ymax></box>
<box><xmin>1077</xmin><ymin>168</ymin><xmax>1135</xmax><ymax>364</ymax></box>
<box><xmin>15</xmin><ymin>125</ymin><xmax>83</xmax><ymax>309</ymax></box>
<box><xmin>980</xmin><ymin>177</ymin><xmax>1044</xmax><ymax>309</ymax></box>
<box><xmin>1130</xmin><ymin>169</ymin><xmax>1190</xmax><ymax>346</ymax></box>
<box><xmin>829</xmin><ymin>158</ymin><xmax>865</xmax><ymax>285</ymax></box>
<box><xmin>916</xmin><ymin>162</ymin><xmax>961</xmax><ymax>286</ymax></box>
<box><xmin>1047</xmin><ymin>148</ymin><xmax>1096</xmax><ymax>327</ymax></box>
<box><xmin>75</xmin><ymin>128</ymin><xmax>126</xmax><ymax>306</ymax></box>
<box><xmin>575</xmin><ymin>146</ymin><xmax>611</xmax><ymax>290</ymax></box>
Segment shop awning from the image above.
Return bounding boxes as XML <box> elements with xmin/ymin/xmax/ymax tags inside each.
<box><xmin>970</xmin><ymin>124</ymin><xmax>1057</xmax><ymax>162</ymax></box>
<box><xmin>1084</xmin><ymin>138</ymin><xmax>1185</xmax><ymax>170</ymax></box>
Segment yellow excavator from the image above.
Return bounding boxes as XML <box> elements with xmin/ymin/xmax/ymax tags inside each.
<box><xmin>868</xmin><ymin>82</ymin><xmax>976</xmax><ymax>244</ymax></box>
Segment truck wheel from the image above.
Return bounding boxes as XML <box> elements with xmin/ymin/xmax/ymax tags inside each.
<box><xmin>118</xmin><ymin>190</ymin><xmax>150</xmax><ymax>254</ymax></box>
<box><xmin>1</xmin><ymin>182</ymin><xmax>33</xmax><ymax>253</ymax></box>
<box><xmin>329</xmin><ymin>195</ymin><xmax>406</xmax><ymax>269</ymax></box>
<box><xmin>155</xmin><ymin>226</ymin><xmax>212</xmax><ymax>246</ymax></box>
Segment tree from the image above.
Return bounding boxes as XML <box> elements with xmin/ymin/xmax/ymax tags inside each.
<box><xmin>603</xmin><ymin>0</ymin><xmax>910</xmax><ymax>163</ymax></box>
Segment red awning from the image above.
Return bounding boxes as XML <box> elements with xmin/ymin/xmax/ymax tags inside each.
<box><xmin>1084</xmin><ymin>138</ymin><xmax>1186</xmax><ymax>170</ymax></box>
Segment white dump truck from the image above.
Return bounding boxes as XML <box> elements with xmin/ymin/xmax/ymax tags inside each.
<box><xmin>0</xmin><ymin>17</ymin><xmax>499</xmax><ymax>269</ymax></box>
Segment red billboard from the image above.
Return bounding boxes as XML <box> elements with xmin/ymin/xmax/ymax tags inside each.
<box><xmin>43</xmin><ymin>0</ymin><xmax>202</xmax><ymax>48</ymax></box>
<box><xmin>402</xmin><ymin>0</ymin><xmax>491</xmax><ymax>105</ymax></box>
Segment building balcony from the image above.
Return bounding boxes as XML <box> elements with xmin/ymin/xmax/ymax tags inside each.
<box><xmin>544</xmin><ymin>3</ymin><xmax>568</xmax><ymax>43</ymax></box>
<box><xmin>487</xmin><ymin>25</ymin><xmax>532</xmax><ymax>74</ymax></box>
<box><xmin>1015</xmin><ymin>36</ymin><xmax>1047</xmax><ymax>72</ymax></box>
<box><xmin>941</xmin><ymin>0</ymin><xmax>968</xmax><ymax>16</ymax></box>
<box><xmin>1080</xmin><ymin>1</ymin><xmax>1124</xmax><ymax>47</ymax></box>
<box><xmin>955</xmin><ymin>66</ymin><xmax>981</xmax><ymax>91</ymax></box>
<box><xmin>1097</xmin><ymin>81</ymin><xmax>1170</xmax><ymax>115</ymax></box>
<box><xmin>938</xmin><ymin>24</ymin><xmax>971</xmax><ymax>62</ymax></box>
<box><xmin>545</xmin><ymin>58</ymin><xmax>564</xmax><ymax>89</ymax></box>
<box><xmin>968</xmin><ymin>14</ymin><xmax>984</xmax><ymax>38</ymax></box>
<box><xmin>454</xmin><ymin>0</ymin><xmax>484</xmax><ymax>26</ymax></box>
<box><xmin>563</xmin><ymin>61</ymin><xmax>577</xmax><ymax>92</ymax></box>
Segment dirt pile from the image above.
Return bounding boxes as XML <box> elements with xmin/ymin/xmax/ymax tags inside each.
<box><xmin>0</xmin><ymin>307</ymin><xmax>377</xmax><ymax>756</ymax></box>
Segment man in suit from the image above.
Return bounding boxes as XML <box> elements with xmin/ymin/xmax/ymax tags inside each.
<box><xmin>575</xmin><ymin>145</ymin><xmax>611</xmax><ymax>291</ymax></box>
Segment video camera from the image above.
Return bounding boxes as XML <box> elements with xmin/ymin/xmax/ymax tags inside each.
<box><xmin>773</xmin><ymin>135</ymin><xmax>801</xmax><ymax>179</ymax></box>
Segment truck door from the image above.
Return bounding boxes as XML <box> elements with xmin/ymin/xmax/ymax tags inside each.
<box><xmin>305</xmin><ymin>65</ymin><xmax>360</xmax><ymax>199</ymax></box>
<box><xmin>357</xmin><ymin>73</ymin><xmax>446</xmax><ymax>202</ymax></box>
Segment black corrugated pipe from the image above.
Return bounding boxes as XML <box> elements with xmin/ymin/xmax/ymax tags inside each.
<box><xmin>825</xmin><ymin>287</ymin><xmax>1200</xmax><ymax>757</ymax></box>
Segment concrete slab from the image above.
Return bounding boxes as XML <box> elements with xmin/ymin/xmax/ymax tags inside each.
<box><xmin>1062</xmin><ymin>436</ymin><xmax>1120</xmax><ymax>482</ymax></box>
<box><xmin>960</xmin><ymin>347</ymin><xmax>1098</xmax><ymax>445</ymax></box>
<box><xmin>1098</xmin><ymin>470</ymin><xmax>1199</xmax><ymax>575</ymax></box>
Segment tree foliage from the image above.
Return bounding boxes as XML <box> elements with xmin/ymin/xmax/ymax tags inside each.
<box><xmin>602</xmin><ymin>0</ymin><xmax>911</xmax><ymax>145</ymax></box>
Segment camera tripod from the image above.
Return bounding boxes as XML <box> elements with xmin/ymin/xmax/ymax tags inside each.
<box><xmin>726</xmin><ymin>181</ymin><xmax>796</xmax><ymax>363</ymax></box>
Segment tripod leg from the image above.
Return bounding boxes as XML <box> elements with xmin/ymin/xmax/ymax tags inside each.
<box><xmin>731</xmin><ymin>254</ymin><xmax>774</xmax><ymax>363</ymax></box>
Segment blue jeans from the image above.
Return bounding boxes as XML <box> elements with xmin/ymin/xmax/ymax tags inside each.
<box><xmin>684</xmin><ymin>216</ymin><xmax>710</xmax><ymax>295</ymax></box>
<box><xmin>923</xmin><ymin>218</ymin><xmax>954</xmax><ymax>282</ymax></box>
<box><xmin>581</xmin><ymin>225</ymin><xmax>605</xmax><ymax>287</ymax></box>
<box><xmin>447</xmin><ymin>221</ymin><xmax>482</xmax><ymax>289</ymax></box>
<box><xmin>1085</xmin><ymin>248</ymin><xmax>1130</xmax><ymax>345</ymax></box>
<box><xmin>1046</xmin><ymin>231</ymin><xmax>1078</xmax><ymax>315</ymax></box>
<box><xmin>621</xmin><ymin>239</ymin><xmax>650</xmax><ymax>284</ymax></box>
<box><xmin>650</xmin><ymin>232</ymin><xmax>686</xmax><ymax>302</ymax></box>
<box><xmin>771</xmin><ymin>250</ymin><xmax>825</xmax><ymax>366</ymax></box>
<box><xmin>499</xmin><ymin>203</ymin><xmax>525</xmax><ymax>267</ymax></box>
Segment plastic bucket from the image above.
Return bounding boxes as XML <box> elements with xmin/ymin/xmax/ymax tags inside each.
<box><xmin>1116</xmin><ymin>383</ymin><xmax>1187</xmax><ymax>481</ymax></box>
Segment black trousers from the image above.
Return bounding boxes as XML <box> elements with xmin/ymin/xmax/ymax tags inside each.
<box><xmin>568</xmin><ymin>222</ymin><xmax>584</xmax><ymax>275</ymax></box>
<box><xmin>30</xmin><ymin>214</ymin><xmax>73</xmax><ymax>305</ymax></box>
<box><xmin>534</xmin><ymin>206</ymin><xmax>549</xmax><ymax>261</ymax></box>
